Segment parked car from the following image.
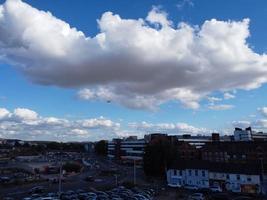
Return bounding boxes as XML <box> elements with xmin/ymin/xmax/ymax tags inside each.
<box><xmin>84</xmin><ymin>175</ymin><xmax>94</xmax><ymax>182</ymax></box>
<box><xmin>210</xmin><ymin>193</ymin><xmax>230</xmax><ymax>200</ymax></box>
<box><xmin>168</xmin><ymin>183</ymin><xmax>181</xmax><ymax>188</ymax></box>
<box><xmin>188</xmin><ymin>193</ymin><xmax>205</xmax><ymax>200</ymax></box>
<box><xmin>0</xmin><ymin>176</ymin><xmax>10</xmax><ymax>183</ymax></box>
<box><xmin>29</xmin><ymin>186</ymin><xmax>45</xmax><ymax>194</ymax></box>
<box><xmin>210</xmin><ymin>185</ymin><xmax>222</xmax><ymax>192</ymax></box>
<box><xmin>184</xmin><ymin>184</ymin><xmax>198</xmax><ymax>190</ymax></box>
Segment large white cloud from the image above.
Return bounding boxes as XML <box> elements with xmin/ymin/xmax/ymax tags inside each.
<box><xmin>1</xmin><ymin>0</ymin><xmax>267</xmax><ymax>110</ymax></box>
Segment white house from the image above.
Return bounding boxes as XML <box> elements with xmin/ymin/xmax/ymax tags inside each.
<box><xmin>167</xmin><ymin>161</ymin><xmax>262</xmax><ymax>194</ymax></box>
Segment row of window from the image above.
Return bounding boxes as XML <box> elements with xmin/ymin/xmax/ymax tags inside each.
<box><xmin>173</xmin><ymin>169</ymin><xmax>206</xmax><ymax>177</ymax></box>
<box><xmin>172</xmin><ymin>170</ymin><xmax>253</xmax><ymax>182</ymax></box>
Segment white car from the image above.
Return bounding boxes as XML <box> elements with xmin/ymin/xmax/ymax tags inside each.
<box><xmin>210</xmin><ymin>185</ymin><xmax>222</xmax><ymax>192</ymax></box>
<box><xmin>168</xmin><ymin>183</ymin><xmax>181</xmax><ymax>188</ymax></box>
<box><xmin>188</xmin><ymin>193</ymin><xmax>205</xmax><ymax>200</ymax></box>
<box><xmin>184</xmin><ymin>184</ymin><xmax>198</xmax><ymax>190</ymax></box>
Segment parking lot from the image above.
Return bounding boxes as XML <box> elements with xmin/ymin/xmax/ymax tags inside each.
<box><xmin>1</xmin><ymin>154</ymin><xmax>267</xmax><ymax>200</ymax></box>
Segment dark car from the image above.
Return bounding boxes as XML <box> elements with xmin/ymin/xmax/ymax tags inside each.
<box><xmin>84</xmin><ymin>176</ymin><xmax>94</xmax><ymax>182</ymax></box>
<box><xmin>29</xmin><ymin>186</ymin><xmax>45</xmax><ymax>194</ymax></box>
<box><xmin>210</xmin><ymin>193</ymin><xmax>230</xmax><ymax>200</ymax></box>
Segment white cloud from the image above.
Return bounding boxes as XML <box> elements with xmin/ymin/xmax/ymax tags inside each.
<box><xmin>129</xmin><ymin>121</ymin><xmax>209</xmax><ymax>135</ymax></box>
<box><xmin>224</xmin><ymin>92</ymin><xmax>235</xmax><ymax>100</ymax></box>
<box><xmin>0</xmin><ymin>107</ymin><xmax>121</xmax><ymax>141</ymax></box>
<box><xmin>207</xmin><ymin>96</ymin><xmax>222</xmax><ymax>103</ymax></box>
<box><xmin>0</xmin><ymin>107</ymin><xmax>215</xmax><ymax>140</ymax></box>
<box><xmin>177</xmin><ymin>0</ymin><xmax>194</xmax><ymax>10</ymax></box>
<box><xmin>0</xmin><ymin>108</ymin><xmax>11</xmax><ymax>120</ymax></box>
<box><xmin>14</xmin><ymin>108</ymin><xmax>38</xmax><ymax>121</ymax></box>
<box><xmin>80</xmin><ymin>116</ymin><xmax>120</xmax><ymax>130</ymax></box>
<box><xmin>208</xmin><ymin>104</ymin><xmax>234</xmax><ymax>111</ymax></box>
<box><xmin>1</xmin><ymin>0</ymin><xmax>267</xmax><ymax>110</ymax></box>
<box><xmin>146</xmin><ymin>6</ymin><xmax>172</xmax><ymax>27</ymax></box>
<box><xmin>232</xmin><ymin>120</ymin><xmax>251</xmax><ymax>128</ymax></box>
<box><xmin>258</xmin><ymin>107</ymin><xmax>267</xmax><ymax>117</ymax></box>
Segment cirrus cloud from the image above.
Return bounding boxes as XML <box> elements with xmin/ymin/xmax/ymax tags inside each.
<box><xmin>1</xmin><ymin>0</ymin><xmax>267</xmax><ymax>110</ymax></box>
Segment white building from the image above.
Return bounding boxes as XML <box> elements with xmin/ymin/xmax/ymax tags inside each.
<box><xmin>234</xmin><ymin>127</ymin><xmax>253</xmax><ymax>141</ymax></box>
<box><xmin>167</xmin><ymin>161</ymin><xmax>262</xmax><ymax>194</ymax></box>
<box><xmin>234</xmin><ymin>127</ymin><xmax>267</xmax><ymax>141</ymax></box>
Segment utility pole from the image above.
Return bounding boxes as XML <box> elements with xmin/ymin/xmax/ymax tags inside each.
<box><xmin>114</xmin><ymin>174</ymin><xmax>118</xmax><ymax>186</ymax></box>
<box><xmin>133</xmin><ymin>159</ymin><xmax>136</xmax><ymax>185</ymax></box>
<box><xmin>58</xmin><ymin>141</ymin><xmax>63</xmax><ymax>194</ymax></box>
<box><xmin>260</xmin><ymin>158</ymin><xmax>265</xmax><ymax>195</ymax></box>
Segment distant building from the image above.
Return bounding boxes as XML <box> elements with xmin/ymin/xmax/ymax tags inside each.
<box><xmin>234</xmin><ymin>127</ymin><xmax>253</xmax><ymax>141</ymax></box>
<box><xmin>107</xmin><ymin>137</ymin><xmax>146</xmax><ymax>164</ymax></box>
<box><xmin>234</xmin><ymin>127</ymin><xmax>267</xmax><ymax>141</ymax></box>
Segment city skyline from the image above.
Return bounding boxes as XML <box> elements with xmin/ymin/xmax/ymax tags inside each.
<box><xmin>1</xmin><ymin>0</ymin><xmax>267</xmax><ymax>141</ymax></box>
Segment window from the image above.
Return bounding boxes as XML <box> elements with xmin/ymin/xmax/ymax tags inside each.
<box><xmin>247</xmin><ymin>176</ymin><xmax>251</xmax><ymax>182</ymax></box>
<box><xmin>202</xmin><ymin>170</ymin><xmax>205</xmax><ymax>177</ymax></box>
<box><xmin>195</xmin><ymin>170</ymin><xmax>198</xmax><ymax>176</ymax></box>
<box><xmin>237</xmin><ymin>174</ymin><xmax>240</xmax><ymax>180</ymax></box>
<box><xmin>180</xmin><ymin>170</ymin><xmax>182</xmax><ymax>176</ymax></box>
<box><xmin>226</xmin><ymin>174</ymin><xmax>229</xmax><ymax>179</ymax></box>
<box><xmin>189</xmin><ymin>169</ymin><xmax>192</xmax><ymax>176</ymax></box>
<box><xmin>174</xmin><ymin>170</ymin><xmax>177</xmax><ymax>176</ymax></box>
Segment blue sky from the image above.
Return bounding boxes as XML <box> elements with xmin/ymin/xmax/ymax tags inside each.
<box><xmin>0</xmin><ymin>0</ymin><xmax>267</xmax><ymax>141</ymax></box>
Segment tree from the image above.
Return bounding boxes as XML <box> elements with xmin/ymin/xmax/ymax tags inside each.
<box><xmin>143</xmin><ymin>137</ymin><xmax>178</xmax><ymax>177</ymax></box>
<box><xmin>94</xmin><ymin>140</ymin><xmax>107</xmax><ymax>156</ymax></box>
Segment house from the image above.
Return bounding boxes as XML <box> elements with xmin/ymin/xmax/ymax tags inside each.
<box><xmin>166</xmin><ymin>161</ymin><xmax>263</xmax><ymax>194</ymax></box>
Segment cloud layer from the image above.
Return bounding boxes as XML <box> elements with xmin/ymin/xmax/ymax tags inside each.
<box><xmin>129</xmin><ymin>121</ymin><xmax>210</xmax><ymax>135</ymax></box>
<box><xmin>0</xmin><ymin>107</ymin><xmax>211</xmax><ymax>141</ymax></box>
<box><xmin>0</xmin><ymin>107</ymin><xmax>121</xmax><ymax>141</ymax></box>
<box><xmin>1</xmin><ymin>0</ymin><xmax>267</xmax><ymax>110</ymax></box>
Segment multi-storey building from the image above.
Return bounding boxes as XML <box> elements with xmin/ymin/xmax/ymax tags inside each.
<box><xmin>234</xmin><ymin>127</ymin><xmax>267</xmax><ymax>141</ymax></box>
<box><xmin>201</xmin><ymin>141</ymin><xmax>267</xmax><ymax>163</ymax></box>
<box><xmin>107</xmin><ymin>137</ymin><xmax>146</xmax><ymax>164</ymax></box>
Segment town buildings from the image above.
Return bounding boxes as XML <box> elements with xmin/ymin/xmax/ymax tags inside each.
<box><xmin>167</xmin><ymin>161</ymin><xmax>264</xmax><ymax>194</ymax></box>
<box><xmin>106</xmin><ymin>127</ymin><xmax>267</xmax><ymax>194</ymax></box>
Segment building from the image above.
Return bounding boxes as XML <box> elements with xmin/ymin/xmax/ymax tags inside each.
<box><xmin>234</xmin><ymin>127</ymin><xmax>267</xmax><ymax>141</ymax></box>
<box><xmin>166</xmin><ymin>161</ymin><xmax>263</xmax><ymax>194</ymax></box>
<box><xmin>201</xmin><ymin>141</ymin><xmax>267</xmax><ymax>164</ymax></box>
<box><xmin>107</xmin><ymin>137</ymin><xmax>146</xmax><ymax>164</ymax></box>
<box><xmin>234</xmin><ymin>127</ymin><xmax>253</xmax><ymax>141</ymax></box>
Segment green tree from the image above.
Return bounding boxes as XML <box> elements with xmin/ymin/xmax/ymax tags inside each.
<box><xmin>143</xmin><ymin>137</ymin><xmax>178</xmax><ymax>177</ymax></box>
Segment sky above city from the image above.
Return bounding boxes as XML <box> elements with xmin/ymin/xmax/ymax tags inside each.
<box><xmin>0</xmin><ymin>0</ymin><xmax>267</xmax><ymax>141</ymax></box>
